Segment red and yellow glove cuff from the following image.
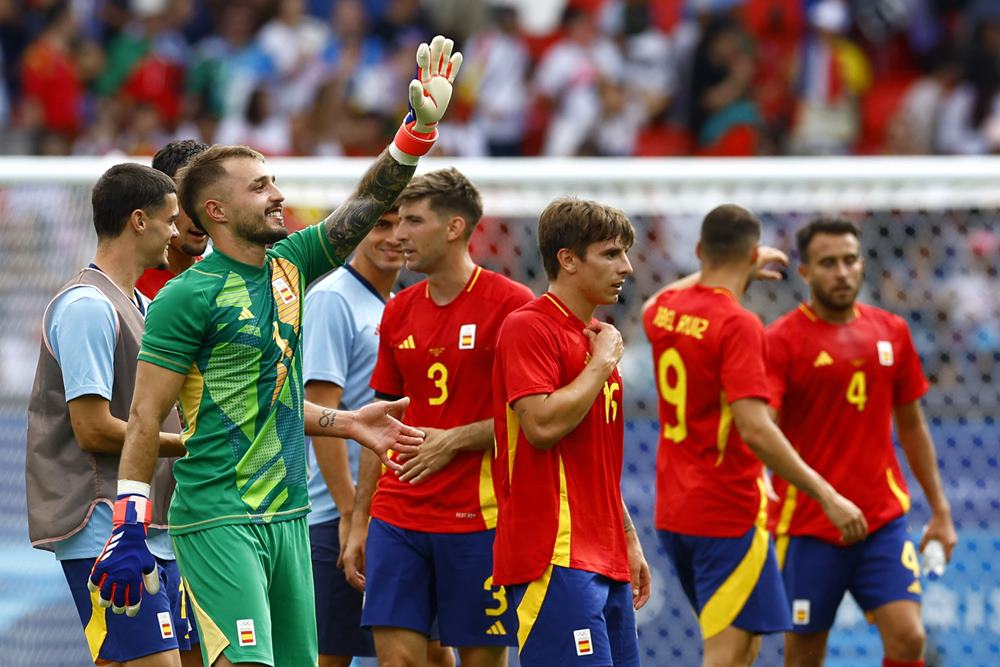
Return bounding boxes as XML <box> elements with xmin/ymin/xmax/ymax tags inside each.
<box><xmin>389</xmin><ymin>120</ymin><xmax>438</xmax><ymax>166</ymax></box>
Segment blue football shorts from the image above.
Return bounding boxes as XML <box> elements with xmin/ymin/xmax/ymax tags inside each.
<box><xmin>658</xmin><ymin>524</ymin><xmax>791</xmax><ymax>640</ymax></box>
<box><xmin>62</xmin><ymin>556</ymin><xmax>198</xmax><ymax>663</ymax></box>
<box><xmin>779</xmin><ymin>516</ymin><xmax>922</xmax><ymax>632</ymax></box>
<box><xmin>510</xmin><ymin>564</ymin><xmax>639</xmax><ymax>667</ymax></box>
<box><xmin>361</xmin><ymin>518</ymin><xmax>516</xmax><ymax>647</ymax></box>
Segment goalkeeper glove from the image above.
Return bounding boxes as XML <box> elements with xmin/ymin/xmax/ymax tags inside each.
<box><xmin>389</xmin><ymin>34</ymin><xmax>463</xmax><ymax>165</ymax></box>
<box><xmin>88</xmin><ymin>481</ymin><xmax>160</xmax><ymax>617</ymax></box>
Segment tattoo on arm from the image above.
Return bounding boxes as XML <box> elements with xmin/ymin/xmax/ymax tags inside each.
<box><xmin>324</xmin><ymin>150</ymin><xmax>416</xmax><ymax>260</ymax></box>
<box><xmin>319</xmin><ymin>409</ymin><xmax>336</xmax><ymax>429</ymax></box>
<box><xmin>622</xmin><ymin>501</ymin><xmax>635</xmax><ymax>534</ymax></box>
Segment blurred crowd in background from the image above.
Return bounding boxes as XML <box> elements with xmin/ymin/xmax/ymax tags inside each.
<box><xmin>0</xmin><ymin>0</ymin><xmax>998</xmax><ymax>158</ymax></box>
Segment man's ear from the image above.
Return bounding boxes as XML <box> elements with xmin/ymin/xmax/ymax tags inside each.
<box><xmin>204</xmin><ymin>199</ymin><xmax>226</xmax><ymax>224</ymax></box>
<box><xmin>446</xmin><ymin>215</ymin><xmax>467</xmax><ymax>242</ymax></box>
<box><xmin>129</xmin><ymin>208</ymin><xmax>146</xmax><ymax>233</ymax></box>
<box><xmin>556</xmin><ymin>247</ymin><xmax>578</xmax><ymax>275</ymax></box>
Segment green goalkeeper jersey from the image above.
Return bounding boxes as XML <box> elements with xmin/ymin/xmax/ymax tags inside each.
<box><xmin>139</xmin><ymin>223</ymin><xmax>340</xmax><ymax>534</ymax></box>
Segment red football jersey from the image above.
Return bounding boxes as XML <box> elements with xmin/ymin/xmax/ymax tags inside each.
<box><xmin>766</xmin><ymin>303</ymin><xmax>929</xmax><ymax>545</ymax></box>
<box><xmin>642</xmin><ymin>284</ymin><xmax>772</xmax><ymax>537</ymax></box>
<box><xmin>369</xmin><ymin>267</ymin><xmax>533</xmax><ymax>533</ymax></box>
<box><xmin>135</xmin><ymin>267</ymin><xmax>176</xmax><ymax>300</ymax></box>
<box><xmin>492</xmin><ymin>293</ymin><xmax>630</xmax><ymax>585</ymax></box>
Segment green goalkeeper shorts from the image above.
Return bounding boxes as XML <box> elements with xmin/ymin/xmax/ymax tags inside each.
<box><xmin>172</xmin><ymin>516</ymin><xmax>317</xmax><ymax>667</ymax></box>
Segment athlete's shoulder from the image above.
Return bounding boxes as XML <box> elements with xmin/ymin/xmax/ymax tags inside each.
<box><xmin>857</xmin><ymin>302</ymin><xmax>909</xmax><ymax>329</ymax></box>
<box><xmin>308</xmin><ymin>266</ymin><xmax>350</xmax><ymax>295</ymax></box>
<box><xmin>478</xmin><ymin>269</ymin><xmax>534</xmax><ymax>301</ymax></box>
<box><xmin>767</xmin><ymin>304</ymin><xmax>811</xmax><ymax>337</ymax></box>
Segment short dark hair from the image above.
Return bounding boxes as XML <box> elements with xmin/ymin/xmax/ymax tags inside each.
<box><xmin>91</xmin><ymin>163</ymin><xmax>176</xmax><ymax>240</ymax></box>
<box><xmin>796</xmin><ymin>218</ymin><xmax>861</xmax><ymax>263</ymax></box>
<box><xmin>152</xmin><ymin>139</ymin><xmax>210</xmax><ymax>179</ymax></box>
<box><xmin>699</xmin><ymin>204</ymin><xmax>760</xmax><ymax>265</ymax></box>
<box><xmin>175</xmin><ymin>144</ymin><xmax>264</xmax><ymax>231</ymax></box>
<box><xmin>537</xmin><ymin>197</ymin><xmax>635</xmax><ymax>280</ymax></box>
<box><xmin>395</xmin><ymin>167</ymin><xmax>483</xmax><ymax>238</ymax></box>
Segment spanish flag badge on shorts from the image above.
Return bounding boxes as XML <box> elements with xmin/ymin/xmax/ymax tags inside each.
<box><xmin>237</xmin><ymin>618</ymin><xmax>257</xmax><ymax>646</ymax></box>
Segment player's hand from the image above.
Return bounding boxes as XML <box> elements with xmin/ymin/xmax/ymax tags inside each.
<box><xmin>341</xmin><ymin>520</ymin><xmax>368</xmax><ymax>592</ymax></box>
<box><xmin>395</xmin><ymin>427</ymin><xmax>458</xmax><ymax>484</ymax></box>
<box><xmin>350</xmin><ymin>398</ymin><xmax>424</xmax><ymax>473</ymax></box>
<box><xmin>753</xmin><ymin>246</ymin><xmax>788</xmax><ymax>282</ymax></box>
<box><xmin>409</xmin><ymin>35</ymin><xmax>463</xmax><ymax>133</ymax></box>
<box><xmin>920</xmin><ymin>506</ymin><xmax>958</xmax><ymax>561</ymax></box>
<box><xmin>87</xmin><ymin>493</ymin><xmax>160</xmax><ymax>617</ymax></box>
<box><xmin>821</xmin><ymin>492</ymin><xmax>868</xmax><ymax>544</ymax></box>
<box><xmin>583</xmin><ymin>321</ymin><xmax>624</xmax><ymax>370</ymax></box>
<box><xmin>626</xmin><ymin>531</ymin><xmax>651</xmax><ymax>610</ymax></box>
<box><xmin>336</xmin><ymin>512</ymin><xmax>352</xmax><ymax>570</ymax></box>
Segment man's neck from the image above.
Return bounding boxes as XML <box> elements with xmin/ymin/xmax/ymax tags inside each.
<box><xmin>166</xmin><ymin>245</ymin><xmax>198</xmax><ymax>275</ymax></box>
<box><xmin>213</xmin><ymin>234</ymin><xmax>267</xmax><ymax>267</ymax></box>
<box><xmin>698</xmin><ymin>267</ymin><xmax>749</xmax><ymax>301</ymax></box>
<box><xmin>92</xmin><ymin>243</ymin><xmax>144</xmax><ymax>302</ymax></box>
<box><xmin>425</xmin><ymin>253</ymin><xmax>476</xmax><ymax>306</ymax></box>
<box><xmin>349</xmin><ymin>256</ymin><xmax>397</xmax><ymax>300</ymax></box>
<box><xmin>809</xmin><ymin>298</ymin><xmax>857</xmax><ymax>324</ymax></box>
<box><xmin>548</xmin><ymin>282</ymin><xmax>597</xmax><ymax>323</ymax></box>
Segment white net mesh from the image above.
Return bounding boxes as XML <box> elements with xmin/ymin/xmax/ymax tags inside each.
<box><xmin>2</xmin><ymin>156</ymin><xmax>998</xmax><ymax>666</ymax></box>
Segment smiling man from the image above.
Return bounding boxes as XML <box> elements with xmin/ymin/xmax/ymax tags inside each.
<box><xmin>88</xmin><ymin>35</ymin><xmax>463</xmax><ymax>667</ymax></box>
<box><xmin>136</xmin><ymin>139</ymin><xmax>210</xmax><ymax>300</ymax></box>
<box><xmin>26</xmin><ymin>163</ymin><xmax>194</xmax><ymax>667</ymax></box>
<box><xmin>491</xmin><ymin>197</ymin><xmax>650</xmax><ymax>667</ymax></box>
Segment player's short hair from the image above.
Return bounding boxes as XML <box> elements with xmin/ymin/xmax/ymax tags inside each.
<box><xmin>175</xmin><ymin>145</ymin><xmax>264</xmax><ymax>232</ymax></box>
<box><xmin>537</xmin><ymin>197</ymin><xmax>635</xmax><ymax>280</ymax></box>
<box><xmin>152</xmin><ymin>139</ymin><xmax>210</xmax><ymax>179</ymax></box>
<box><xmin>91</xmin><ymin>163</ymin><xmax>176</xmax><ymax>240</ymax></box>
<box><xmin>395</xmin><ymin>167</ymin><xmax>483</xmax><ymax>238</ymax></box>
<box><xmin>699</xmin><ymin>204</ymin><xmax>760</xmax><ymax>266</ymax></box>
<box><xmin>796</xmin><ymin>218</ymin><xmax>861</xmax><ymax>263</ymax></box>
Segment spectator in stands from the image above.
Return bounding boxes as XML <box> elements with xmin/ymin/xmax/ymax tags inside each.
<box><xmin>937</xmin><ymin>3</ymin><xmax>1000</xmax><ymax>154</ymax></box>
<box><xmin>461</xmin><ymin>1</ymin><xmax>530</xmax><ymax>156</ymax></box>
<box><xmin>256</xmin><ymin>0</ymin><xmax>330</xmax><ymax>116</ymax></box>
<box><xmin>789</xmin><ymin>0</ymin><xmax>872</xmax><ymax>154</ymax></box>
<box><xmin>216</xmin><ymin>85</ymin><xmax>294</xmax><ymax>155</ymax></box>
<box><xmin>888</xmin><ymin>46</ymin><xmax>962</xmax><ymax>154</ymax></box>
<box><xmin>19</xmin><ymin>1</ymin><xmax>89</xmax><ymax>146</ymax></box>
<box><xmin>689</xmin><ymin>13</ymin><xmax>760</xmax><ymax>155</ymax></box>
<box><xmin>533</xmin><ymin>7</ymin><xmax>624</xmax><ymax>156</ymax></box>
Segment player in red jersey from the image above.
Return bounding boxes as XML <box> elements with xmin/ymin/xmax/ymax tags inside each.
<box><xmin>766</xmin><ymin>219</ymin><xmax>957</xmax><ymax>667</ymax></box>
<box><xmin>343</xmin><ymin>168</ymin><xmax>532</xmax><ymax>667</ymax></box>
<box><xmin>642</xmin><ymin>204</ymin><xmax>867</xmax><ymax>667</ymax></box>
<box><xmin>135</xmin><ymin>140</ymin><xmax>210</xmax><ymax>300</ymax></box>
<box><xmin>492</xmin><ymin>198</ymin><xmax>650</xmax><ymax>667</ymax></box>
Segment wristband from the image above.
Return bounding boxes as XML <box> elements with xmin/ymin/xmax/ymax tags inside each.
<box><xmin>389</xmin><ymin>121</ymin><xmax>438</xmax><ymax>165</ymax></box>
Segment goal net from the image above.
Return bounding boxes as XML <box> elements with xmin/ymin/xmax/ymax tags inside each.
<box><xmin>0</xmin><ymin>156</ymin><xmax>996</xmax><ymax>666</ymax></box>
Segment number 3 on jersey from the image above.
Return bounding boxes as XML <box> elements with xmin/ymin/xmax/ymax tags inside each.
<box><xmin>428</xmin><ymin>362</ymin><xmax>449</xmax><ymax>405</ymax></box>
<box><xmin>657</xmin><ymin>348</ymin><xmax>687</xmax><ymax>442</ymax></box>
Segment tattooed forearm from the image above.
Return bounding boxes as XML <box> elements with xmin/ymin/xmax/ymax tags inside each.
<box><xmin>319</xmin><ymin>409</ymin><xmax>336</xmax><ymax>429</ymax></box>
<box><xmin>324</xmin><ymin>149</ymin><xmax>416</xmax><ymax>260</ymax></box>
<box><xmin>622</xmin><ymin>501</ymin><xmax>635</xmax><ymax>534</ymax></box>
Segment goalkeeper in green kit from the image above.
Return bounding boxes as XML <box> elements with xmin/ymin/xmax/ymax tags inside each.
<box><xmin>88</xmin><ymin>36</ymin><xmax>463</xmax><ymax>667</ymax></box>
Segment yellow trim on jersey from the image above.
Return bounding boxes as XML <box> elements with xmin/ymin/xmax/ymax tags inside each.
<box><xmin>83</xmin><ymin>588</ymin><xmax>108</xmax><ymax>662</ymax></box>
<box><xmin>516</xmin><ymin>564</ymin><xmax>554</xmax><ymax>651</ymax></box>
<box><xmin>479</xmin><ymin>449</ymin><xmax>497</xmax><ymax>529</ymax></box>
<box><xmin>886</xmin><ymin>468</ymin><xmax>911</xmax><ymax>513</ymax></box>
<box><xmin>466</xmin><ymin>266</ymin><xmax>483</xmax><ymax>292</ymax></box>
<box><xmin>699</xmin><ymin>479</ymin><xmax>771</xmax><ymax>639</ymax></box>
<box><xmin>715</xmin><ymin>392</ymin><xmax>733</xmax><ymax>466</ymax></box>
<box><xmin>183</xmin><ymin>576</ymin><xmax>229</xmax><ymax>666</ymax></box>
<box><xmin>543</xmin><ymin>293</ymin><xmax>570</xmax><ymax>318</ymax></box>
<box><xmin>551</xmin><ymin>454</ymin><xmax>571</xmax><ymax>567</ymax></box>
<box><xmin>506</xmin><ymin>406</ymin><xmax>519</xmax><ymax>483</ymax></box>
<box><xmin>798</xmin><ymin>303</ymin><xmax>818</xmax><ymax>322</ymax></box>
<box><xmin>774</xmin><ymin>485</ymin><xmax>798</xmax><ymax>569</ymax></box>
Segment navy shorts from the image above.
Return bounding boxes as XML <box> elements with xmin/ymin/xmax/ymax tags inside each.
<box><xmin>510</xmin><ymin>564</ymin><xmax>639</xmax><ymax>667</ymax></box>
<box><xmin>361</xmin><ymin>518</ymin><xmax>516</xmax><ymax>647</ymax></box>
<box><xmin>62</xmin><ymin>557</ymin><xmax>198</xmax><ymax>663</ymax></box>
<box><xmin>310</xmin><ymin>518</ymin><xmax>375</xmax><ymax>657</ymax></box>
<box><xmin>659</xmin><ymin>524</ymin><xmax>791</xmax><ymax>640</ymax></box>
<box><xmin>781</xmin><ymin>516</ymin><xmax>923</xmax><ymax>632</ymax></box>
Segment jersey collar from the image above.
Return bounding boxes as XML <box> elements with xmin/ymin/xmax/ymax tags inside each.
<box><xmin>542</xmin><ymin>292</ymin><xmax>588</xmax><ymax>329</ymax></box>
<box><xmin>344</xmin><ymin>264</ymin><xmax>387</xmax><ymax>304</ymax></box>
